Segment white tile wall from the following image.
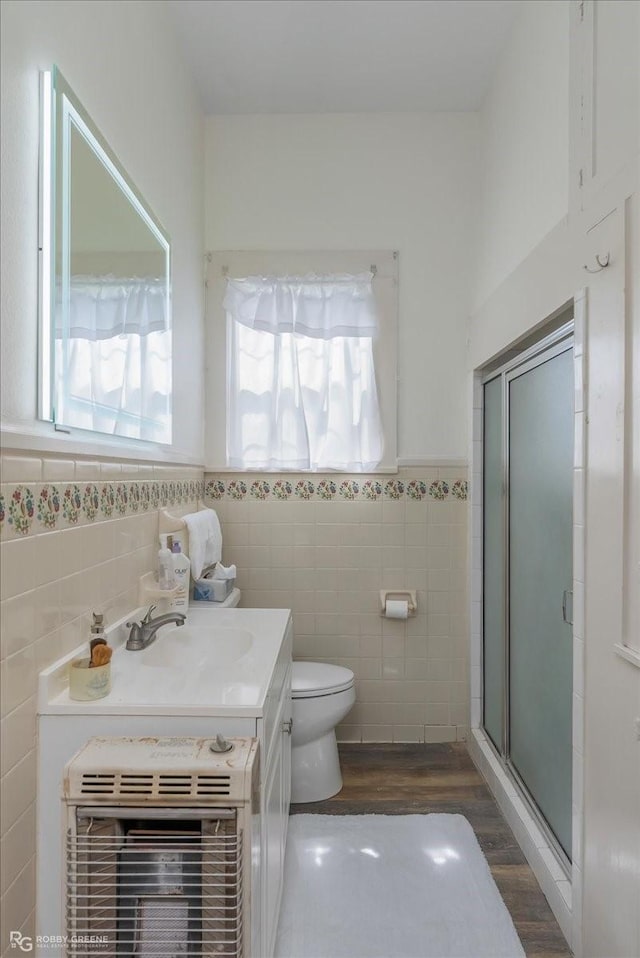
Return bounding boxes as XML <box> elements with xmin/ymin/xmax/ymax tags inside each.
<box><xmin>0</xmin><ymin>456</ymin><xmax>469</xmax><ymax>940</ymax></box>
<box><xmin>0</xmin><ymin>451</ymin><xmax>203</xmax><ymax>943</ymax></box>
<box><xmin>205</xmin><ymin>469</ymin><xmax>470</xmax><ymax>745</ymax></box>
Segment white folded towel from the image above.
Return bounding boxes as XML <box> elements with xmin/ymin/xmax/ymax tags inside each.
<box><xmin>184</xmin><ymin>509</ymin><xmax>222</xmax><ymax>579</ymax></box>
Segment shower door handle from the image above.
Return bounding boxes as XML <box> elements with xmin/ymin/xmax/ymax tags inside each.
<box><xmin>562</xmin><ymin>590</ymin><xmax>573</xmax><ymax>626</ymax></box>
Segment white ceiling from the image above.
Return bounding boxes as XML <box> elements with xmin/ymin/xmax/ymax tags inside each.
<box><xmin>167</xmin><ymin>0</ymin><xmax>520</xmax><ymax>115</ymax></box>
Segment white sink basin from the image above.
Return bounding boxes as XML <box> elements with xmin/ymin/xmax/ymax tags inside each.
<box><xmin>38</xmin><ymin>605</ymin><xmax>292</xmax><ymax>716</ymax></box>
<box><xmin>141</xmin><ymin>626</ymin><xmax>254</xmax><ymax>669</ymax></box>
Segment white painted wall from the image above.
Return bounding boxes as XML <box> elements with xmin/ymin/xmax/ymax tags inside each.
<box><xmin>0</xmin><ymin>0</ymin><xmax>205</xmax><ymax>463</ymax></box>
<box><xmin>580</xmin><ymin>194</ymin><xmax>640</xmax><ymax>958</ymax></box>
<box><xmin>205</xmin><ymin>112</ymin><xmax>479</xmax><ymax>463</ymax></box>
<box><xmin>470</xmin><ymin>3</ymin><xmax>640</xmax><ymax>957</ymax></box>
<box><xmin>474</xmin><ymin>0</ymin><xmax>570</xmax><ymax>309</ymax></box>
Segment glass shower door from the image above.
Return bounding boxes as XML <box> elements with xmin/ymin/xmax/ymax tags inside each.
<box><xmin>508</xmin><ymin>347</ymin><xmax>574</xmax><ymax>858</ymax></box>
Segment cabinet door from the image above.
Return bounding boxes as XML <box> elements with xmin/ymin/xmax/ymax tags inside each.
<box><xmin>261</xmin><ymin>669</ymin><xmax>292</xmax><ymax>958</ymax></box>
<box><xmin>263</xmin><ymin>717</ymin><xmax>284</xmax><ymax>958</ymax></box>
<box><xmin>281</xmin><ymin>686</ymin><xmax>292</xmax><ymax>830</ymax></box>
<box><xmin>576</xmin><ymin>0</ymin><xmax>639</xmax><ymax>209</ymax></box>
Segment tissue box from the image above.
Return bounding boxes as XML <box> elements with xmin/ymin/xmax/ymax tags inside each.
<box><xmin>193</xmin><ymin>577</ymin><xmax>235</xmax><ymax>602</ymax></box>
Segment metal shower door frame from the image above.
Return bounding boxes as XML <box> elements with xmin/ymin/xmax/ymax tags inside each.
<box><xmin>481</xmin><ymin>320</ymin><xmax>574</xmax><ymax>875</ymax></box>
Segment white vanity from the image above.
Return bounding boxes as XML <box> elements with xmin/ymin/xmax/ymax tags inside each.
<box><xmin>37</xmin><ymin>605</ymin><xmax>293</xmax><ymax>957</ymax></box>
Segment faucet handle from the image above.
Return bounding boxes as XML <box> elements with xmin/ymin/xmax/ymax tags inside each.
<box><xmin>126</xmin><ymin>605</ymin><xmax>156</xmax><ymax>631</ymax></box>
<box><xmin>142</xmin><ymin>604</ymin><xmax>157</xmax><ymax>624</ymax></box>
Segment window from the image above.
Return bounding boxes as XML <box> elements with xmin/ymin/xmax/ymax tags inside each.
<box><xmin>205</xmin><ymin>251</ymin><xmax>398</xmax><ymax>471</ymax></box>
<box><xmin>224</xmin><ymin>274</ymin><xmax>382</xmax><ymax>470</ymax></box>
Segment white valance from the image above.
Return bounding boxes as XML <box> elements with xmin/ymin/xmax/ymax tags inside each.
<box><xmin>223</xmin><ymin>273</ymin><xmax>378</xmax><ymax>339</ymax></box>
<box><xmin>57</xmin><ymin>275</ymin><xmax>168</xmax><ymax>341</ymax></box>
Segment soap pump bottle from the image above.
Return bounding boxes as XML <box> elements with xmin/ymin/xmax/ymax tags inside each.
<box><xmin>158</xmin><ymin>534</ymin><xmax>174</xmax><ymax>590</ymax></box>
<box><xmin>90</xmin><ymin>612</ymin><xmax>106</xmax><ymax>648</ymax></box>
<box><xmin>170</xmin><ymin>537</ymin><xmax>191</xmax><ymax>615</ymax></box>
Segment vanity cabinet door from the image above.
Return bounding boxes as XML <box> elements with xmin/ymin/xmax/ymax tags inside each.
<box><xmin>263</xmin><ymin>722</ymin><xmax>284</xmax><ymax>957</ymax></box>
<box><xmin>262</xmin><ymin>668</ymin><xmax>292</xmax><ymax>957</ymax></box>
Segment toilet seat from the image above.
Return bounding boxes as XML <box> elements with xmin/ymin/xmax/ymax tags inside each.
<box><xmin>292</xmin><ymin>662</ymin><xmax>355</xmax><ymax>699</ymax></box>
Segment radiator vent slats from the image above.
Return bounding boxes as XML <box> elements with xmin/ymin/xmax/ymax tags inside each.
<box><xmin>66</xmin><ymin>822</ymin><xmax>243</xmax><ymax>957</ymax></box>
<box><xmin>79</xmin><ymin>772</ymin><xmax>233</xmax><ymax>798</ymax></box>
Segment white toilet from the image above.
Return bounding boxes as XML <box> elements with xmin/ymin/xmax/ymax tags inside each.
<box><xmin>290</xmin><ymin>661</ymin><xmax>356</xmax><ymax>803</ymax></box>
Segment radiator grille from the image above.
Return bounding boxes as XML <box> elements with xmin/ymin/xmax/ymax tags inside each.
<box><xmin>79</xmin><ymin>772</ymin><xmax>232</xmax><ymax>799</ymax></box>
<box><xmin>66</xmin><ymin>815</ymin><xmax>243</xmax><ymax>957</ymax></box>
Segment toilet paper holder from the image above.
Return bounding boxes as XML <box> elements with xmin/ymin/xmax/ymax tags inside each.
<box><xmin>379</xmin><ymin>590</ymin><xmax>417</xmax><ymax>616</ymax></box>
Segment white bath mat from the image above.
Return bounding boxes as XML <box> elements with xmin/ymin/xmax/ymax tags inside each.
<box><xmin>275</xmin><ymin>814</ymin><xmax>525</xmax><ymax>958</ymax></box>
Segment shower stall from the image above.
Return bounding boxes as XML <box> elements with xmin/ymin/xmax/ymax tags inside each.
<box><xmin>481</xmin><ymin>320</ymin><xmax>574</xmax><ymax>867</ymax></box>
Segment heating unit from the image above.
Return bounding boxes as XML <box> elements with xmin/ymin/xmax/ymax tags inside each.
<box><xmin>62</xmin><ymin>736</ymin><xmax>260</xmax><ymax>957</ymax></box>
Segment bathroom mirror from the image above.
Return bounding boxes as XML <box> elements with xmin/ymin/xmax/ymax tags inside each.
<box><xmin>39</xmin><ymin>67</ymin><xmax>172</xmax><ymax>443</ymax></box>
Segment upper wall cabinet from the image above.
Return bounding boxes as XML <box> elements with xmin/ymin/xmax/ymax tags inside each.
<box><xmin>572</xmin><ymin>0</ymin><xmax>640</xmax><ymax>212</ymax></box>
<box><xmin>39</xmin><ymin>67</ymin><xmax>172</xmax><ymax>444</ymax></box>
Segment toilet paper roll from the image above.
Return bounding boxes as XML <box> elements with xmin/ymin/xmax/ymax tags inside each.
<box><xmin>385</xmin><ymin>599</ymin><xmax>409</xmax><ymax>619</ymax></box>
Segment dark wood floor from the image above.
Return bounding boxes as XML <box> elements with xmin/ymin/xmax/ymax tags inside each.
<box><xmin>290</xmin><ymin>743</ymin><xmax>572</xmax><ymax>958</ymax></box>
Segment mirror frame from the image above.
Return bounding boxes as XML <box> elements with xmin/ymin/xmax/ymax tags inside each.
<box><xmin>38</xmin><ymin>66</ymin><xmax>172</xmax><ymax>443</ymax></box>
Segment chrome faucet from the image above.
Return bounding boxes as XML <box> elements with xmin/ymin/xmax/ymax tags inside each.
<box><xmin>125</xmin><ymin>605</ymin><xmax>186</xmax><ymax>651</ymax></box>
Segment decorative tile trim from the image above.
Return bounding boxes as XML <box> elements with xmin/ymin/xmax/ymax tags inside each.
<box><xmin>37</xmin><ymin>484</ymin><xmax>62</xmax><ymax>529</ymax></box>
<box><xmin>250</xmin><ymin>479</ymin><xmax>270</xmax><ymax>500</ymax></box>
<box><xmin>62</xmin><ymin>484</ymin><xmax>82</xmax><ymax>525</ymax></box>
<box><xmin>83</xmin><ymin>483</ymin><xmax>100</xmax><ymax>521</ymax></box>
<box><xmin>0</xmin><ymin>478</ymin><xmax>206</xmax><ymax>540</ymax></box>
<box><xmin>227</xmin><ymin>479</ymin><xmax>247</xmax><ymax>501</ymax></box>
<box><xmin>406</xmin><ymin>479</ymin><xmax>427</xmax><ymax>501</ymax></box>
<box><xmin>317</xmin><ymin>479</ymin><xmax>337</xmax><ymax>500</ymax></box>
<box><xmin>7</xmin><ymin>485</ymin><xmax>35</xmax><ymax>535</ymax></box>
<box><xmin>202</xmin><ymin>473</ymin><xmax>469</xmax><ymax>504</ymax></box>
<box><xmin>384</xmin><ymin>479</ymin><xmax>404</xmax><ymax>499</ymax></box>
<box><xmin>339</xmin><ymin>479</ymin><xmax>359</xmax><ymax>500</ymax></box>
<box><xmin>293</xmin><ymin>480</ymin><xmax>311</xmax><ymax>500</ymax></box>
<box><xmin>429</xmin><ymin>480</ymin><xmax>449</xmax><ymax>501</ymax></box>
<box><xmin>362</xmin><ymin>479</ymin><xmax>382</xmax><ymax>500</ymax></box>
<box><xmin>451</xmin><ymin>479</ymin><xmax>468</xmax><ymax>501</ymax></box>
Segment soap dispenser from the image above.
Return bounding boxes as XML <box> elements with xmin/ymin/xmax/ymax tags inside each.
<box><xmin>158</xmin><ymin>534</ymin><xmax>174</xmax><ymax>590</ymax></box>
<box><xmin>170</xmin><ymin>537</ymin><xmax>191</xmax><ymax>615</ymax></box>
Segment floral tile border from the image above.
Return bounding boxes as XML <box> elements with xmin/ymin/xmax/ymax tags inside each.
<box><xmin>204</xmin><ymin>475</ymin><xmax>468</xmax><ymax>504</ymax></box>
<box><xmin>0</xmin><ymin>473</ymin><xmax>469</xmax><ymax>538</ymax></box>
<box><xmin>0</xmin><ymin>479</ymin><xmax>205</xmax><ymax>539</ymax></box>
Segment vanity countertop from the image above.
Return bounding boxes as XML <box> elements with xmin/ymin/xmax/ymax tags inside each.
<box><xmin>38</xmin><ymin>605</ymin><xmax>292</xmax><ymax>718</ymax></box>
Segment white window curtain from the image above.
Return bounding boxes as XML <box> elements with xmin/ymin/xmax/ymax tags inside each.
<box><xmin>224</xmin><ymin>273</ymin><xmax>383</xmax><ymax>471</ymax></box>
<box><xmin>55</xmin><ymin>276</ymin><xmax>171</xmax><ymax>441</ymax></box>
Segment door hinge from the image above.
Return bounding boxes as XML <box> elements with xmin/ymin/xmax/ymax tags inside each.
<box><xmin>578</xmin><ymin>169</ymin><xmax>584</xmax><ymax>188</ymax></box>
<box><xmin>578</xmin><ymin>0</ymin><xmax>585</xmax><ymax>22</ymax></box>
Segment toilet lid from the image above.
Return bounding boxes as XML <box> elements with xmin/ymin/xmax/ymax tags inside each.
<box><xmin>291</xmin><ymin>662</ymin><xmax>355</xmax><ymax>698</ymax></box>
